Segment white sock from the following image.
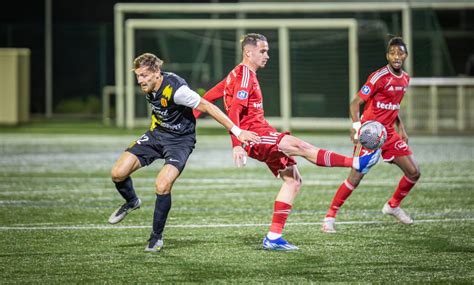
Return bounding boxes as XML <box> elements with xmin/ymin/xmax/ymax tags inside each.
<box><xmin>267</xmin><ymin>232</ymin><xmax>282</xmax><ymax>240</ymax></box>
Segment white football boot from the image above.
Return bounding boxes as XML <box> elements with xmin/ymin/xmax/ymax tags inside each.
<box><xmin>382</xmin><ymin>202</ymin><xmax>413</xmax><ymax>225</ymax></box>
<box><xmin>321</xmin><ymin>217</ymin><xmax>337</xmax><ymax>233</ymax></box>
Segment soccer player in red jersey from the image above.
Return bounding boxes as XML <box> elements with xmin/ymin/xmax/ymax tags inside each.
<box><xmin>321</xmin><ymin>36</ymin><xmax>421</xmax><ymax>233</ymax></box>
<box><xmin>194</xmin><ymin>33</ymin><xmax>381</xmax><ymax>250</ymax></box>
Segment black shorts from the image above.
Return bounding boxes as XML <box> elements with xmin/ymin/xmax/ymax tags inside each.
<box><xmin>126</xmin><ymin>130</ymin><xmax>196</xmax><ymax>173</ymax></box>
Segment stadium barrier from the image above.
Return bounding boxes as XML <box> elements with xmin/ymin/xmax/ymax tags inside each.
<box><xmin>405</xmin><ymin>77</ymin><xmax>474</xmax><ymax>134</ymax></box>
<box><xmin>0</xmin><ymin>48</ymin><xmax>30</xmax><ymax>125</ymax></box>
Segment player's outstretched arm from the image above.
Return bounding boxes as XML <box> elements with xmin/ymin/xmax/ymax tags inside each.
<box><xmin>193</xmin><ymin>80</ymin><xmax>225</xmax><ymax>119</ymax></box>
<box><xmin>195</xmin><ymin>98</ymin><xmax>260</xmax><ymax>144</ymax></box>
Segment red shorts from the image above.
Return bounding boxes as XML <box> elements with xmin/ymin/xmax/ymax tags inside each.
<box><xmin>245</xmin><ymin>129</ymin><xmax>297</xmax><ymax>177</ymax></box>
<box><xmin>354</xmin><ymin>130</ymin><xmax>412</xmax><ymax>162</ymax></box>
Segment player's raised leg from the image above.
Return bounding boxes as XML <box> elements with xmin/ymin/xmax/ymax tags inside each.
<box><xmin>278</xmin><ymin>135</ymin><xmax>380</xmax><ymax>173</ymax></box>
<box><xmin>382</xmin><ymin>155</ymin><xmax>420</xmax><ymax>224</ymax></box>
<box><xmin>145</xmin><ymin>164</ymin><xmax>181</xmax><ymax>252</ymax></box>
<box><xmin>109</xmin><ymin>152</ymin><xmax>142</xmax><ymax>224</ymax></box>
<box><xmin>263</xmin><ymin>166</ymin><xmax>301</xmax><ymax>251</ymax></box>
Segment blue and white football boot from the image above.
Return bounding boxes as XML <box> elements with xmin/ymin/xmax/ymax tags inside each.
<box><xmin>263</xmin><ymin>236</ymin><xmax>299</xmax><ymax>251</ymax></box>
<box><xmin>352</xmin><ymin>148</ymin><xmax>381</xmax><ymax>174</ymax></box>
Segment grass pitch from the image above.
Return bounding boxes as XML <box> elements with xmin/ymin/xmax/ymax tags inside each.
<box><xmin>0</xmin><ymin>128</ymin><xmax>472</xmax><ymax>283</ymax></box>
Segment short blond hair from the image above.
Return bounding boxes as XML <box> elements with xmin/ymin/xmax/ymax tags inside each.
<box><xmin>133</xmin><ymin>53</ymin><xmax>163</xmax><ymax>72</ymax></box>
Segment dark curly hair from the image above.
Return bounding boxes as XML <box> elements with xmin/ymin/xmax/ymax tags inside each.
<box><xmin>387</xmin><ymin>36</ymin><xmax>408</xmax><ymax>54</ymax></box>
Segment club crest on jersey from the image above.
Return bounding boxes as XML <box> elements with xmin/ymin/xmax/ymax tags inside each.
<box><xmin>161</xmin><ymin>98</ymin><xmax>168</xmax><ymax>107</ymax></box>
<box><xmin>361</xmin><ymin>85</ymin><xmax>371</xmax><ymax>95</ymax></box>
<box><xmin>237</xmin><ymin>90</ymin><xmax>248</xmax><ymax>100</ymax></box>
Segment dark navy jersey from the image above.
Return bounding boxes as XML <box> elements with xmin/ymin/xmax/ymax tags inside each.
<box><xmin>146</xmin><ymin>72</ymin><xmax>201</xmax><ymax>136</ymax></box>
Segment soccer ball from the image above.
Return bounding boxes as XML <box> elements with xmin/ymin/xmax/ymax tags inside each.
<box><xmin>358</xmin><ymin>120</ymin><xmax>387</xmax><ymax>150</ymax></box>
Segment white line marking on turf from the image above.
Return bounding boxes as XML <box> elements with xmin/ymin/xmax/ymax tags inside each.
<box><xmin>0</xmin><ymin>218</ymin><xmax>472</xmax><ymax>231</ymax></box>
<box><xmin>0</xmin><ymin>180</ymin><xmax>470</xmax><ymax>196</ymax></box>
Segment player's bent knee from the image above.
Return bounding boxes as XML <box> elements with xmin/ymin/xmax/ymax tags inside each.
<box><xmin>111</xmin><ymin>168</ymin><xmax>128</xmax><ymax>183</ymax></box>
<box><xmin>155</xmin><ymin>181</ymin><xmax>172</xmax><ymax>195</ymax></box>
<box><xmin>408</xmin><ymin>169</ymin><xmax>421</xmax><ymax>182</ymax></box>
<box><xmin>348</xmin><ymin>176</ymin><xmax>362</xmax><ymax>188</ymax></box>
<box><xmin>286</xmin><ymin>178</ymin><xmax>302</xmax><ymax>194</ymax></box>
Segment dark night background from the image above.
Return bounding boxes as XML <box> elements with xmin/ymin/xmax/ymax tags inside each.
<box><xmin>1</xmin><ymin>0</ymin><xmax>472</xmax><ymax>116</ymax></box>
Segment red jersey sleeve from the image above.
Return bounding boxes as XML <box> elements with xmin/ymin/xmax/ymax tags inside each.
<box><xmin>228</xmin><ymin>103</ymin><xmax>244</xmax><ymax>148</ymax></box>
<box><xmin>193</xmin><ymin>79</ymin><xmax>226</xmax><ymax>119</ymax></box>
<box><xmin>227</xmin><ymin>66</ymin><xmax>253</xmax><ymax>147</ymax></box>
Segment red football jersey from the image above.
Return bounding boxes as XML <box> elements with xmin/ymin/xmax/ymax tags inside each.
<box><xmin>201</xmin><ymin>64</ymin><xmax>274</xmax><ymax>147</ymax></box>
<box><xmin>358</xmin><ymin>65</ymin><xmax>410</xmax><ymax>132</ymax></box>
<box><xmin>223</xmin><ymin>64</ymin><xmax>270</xmax><ymax>129</ymax></box>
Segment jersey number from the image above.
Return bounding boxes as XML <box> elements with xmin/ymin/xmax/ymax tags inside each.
<box><xmin>136</xmin><ymin>135</ymin><xmax>149</xmax><ymax>145</ymax></box>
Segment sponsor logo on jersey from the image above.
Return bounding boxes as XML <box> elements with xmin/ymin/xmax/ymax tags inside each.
<box><xmin>361</xmin><ymin>85</ymin><xmax>371</xmax><ymax>95</ymax></box>
<box><xmin>395</xmin><ymin>140</ymin><xmax>408</xmax><ymax>151</ymax></box>
<box><xmin>151</xmin><ymin>107</ymin><xmax>168</xmax><ymax>117</ymax></box>
<box><xmin>387</xmin><ymin>85</ymin><xmax>405</xmax><ymax>92</ymax></box>
<box><xmin>237</xmin><ymin>90</ymin><xmax>248</xmax><ymax>100</ymax></box>
<box><xmin>376</xmin><ymin>101</ymin><xmax>400</xmax><ymax>110</ymax></box>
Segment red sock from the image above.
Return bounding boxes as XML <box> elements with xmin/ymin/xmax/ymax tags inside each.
<box><xmin>389</xmin><ymin>176</ymin><xmax>416</xmax><ymax>207</ymax></box>
<box><xmin>269</xmin><ymin>201</ymin><xmax>292</xmax><ymax>234</ymax></box>
<box><xmin>316</xmin><ymin>149</ymin><xmax>352</xmax><ymax>167</ymax></box>
<box><xmin>326</xmin><ymin>179</ymin><xmax>355</xmax><ymax>218</ymax></box>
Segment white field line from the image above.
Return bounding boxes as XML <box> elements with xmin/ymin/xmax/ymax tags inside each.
<box><xmin>0</xmin><ymin>218</ymin><xmax>473</xmax><ymax>231</ymax></box>
<box><xmin>0</xmin><ymin>176</ymin><xmax>473</xmax><ymax>184</ymax></box>
<box><xmin>0</xmin><ymin>180</ymin><xmax>471</xmax><ymax>196</ymax></box>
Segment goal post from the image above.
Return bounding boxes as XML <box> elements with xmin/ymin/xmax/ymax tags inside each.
<box><xmin>123</xmin><ymin>18</ymin><xmax>358</xmax><ymax>130</ymax></box>
<box><xmin>114</xmin><ymin>2</ymin><xmax>421</xmax><ymax>128</ymax></box>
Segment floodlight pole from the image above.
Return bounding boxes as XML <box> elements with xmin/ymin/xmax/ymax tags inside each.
<box><xmin>114</xmin><ymin>5</ymin><xmax>125</xmax><ymax>127</ymax></box>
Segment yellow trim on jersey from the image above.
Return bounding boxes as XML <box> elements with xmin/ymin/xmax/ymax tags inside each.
<box><xmin>162</xmin><ymin>84</ymin><xmax>172</xmax><ymax>100</ymax></box>
<box><xmin>128</xmin><ymin>140</ymin><xmax>137</xmax><ymax>149</ymax></box>
<box><xmin>150</xmin><ymin>114</ymin><xmax>161</xmax><ymax>131</ymax></box>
